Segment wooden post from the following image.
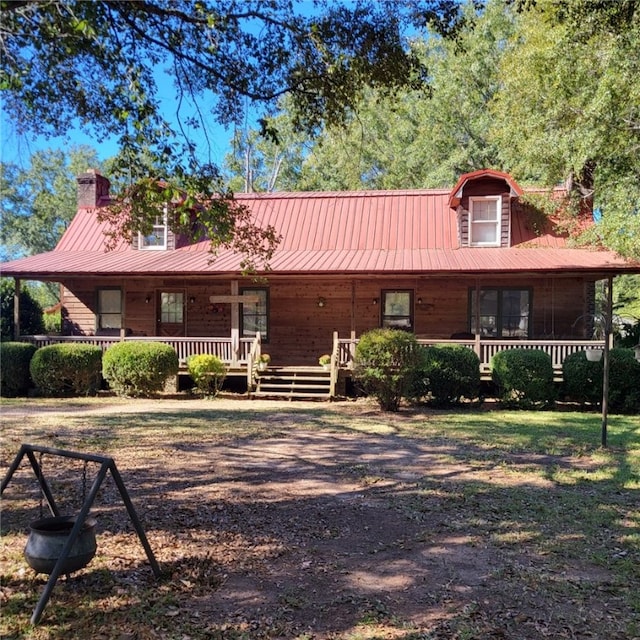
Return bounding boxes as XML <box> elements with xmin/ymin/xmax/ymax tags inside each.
<box><xmin>601</xmin><ymin>276</ymin><xmax>613</xmax><ymax>448</ymax></box>
<box><xmin>13</xmin><ymin>278</ymin><xmax>21</xmax><ymax>337</ymax></box>
<box><xmin>120</xmin><ymin>283</ymin><xmax>127</xmax><ymax>339</ymax></box>
<box><xmin>230</xmin><ymin>281</ymin><xmax>240</xmax><ymax>367</ymax></box>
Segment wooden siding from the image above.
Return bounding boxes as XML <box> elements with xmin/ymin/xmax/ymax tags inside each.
<box><xmin>58</xmin><ymin>273</ymin><xmax>599</xmax><ymax>366</ymax></box>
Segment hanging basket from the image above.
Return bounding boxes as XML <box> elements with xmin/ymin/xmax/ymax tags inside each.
<box><xmin>585</xmin><ymin>348</ymin><xmax>603</xmax><ymax>362</ymax></box>
<box><xmin>25</xmin><ymin>515</ymin><xmax>97</xmax><ymax>575</ymax></box>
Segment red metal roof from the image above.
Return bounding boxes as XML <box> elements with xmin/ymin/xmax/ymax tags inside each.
<box><xmin>2</xmin><ymin>187</ymin><xmax>638</xmax><ymax>278</ymax></box>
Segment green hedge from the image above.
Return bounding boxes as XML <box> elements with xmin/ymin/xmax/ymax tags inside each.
<box><xmin>353</xmin><ymin>328</ymin><xmax>423</xmax><ymax>411</ymax></box>
<box><xmin>492</xmin><ymin>348</ymin><xmax>555</xmax><ymax>409</ymax></box>
<box><xmin>563</xmin><ymin>348</ymin><xmax>640</xmax><ymax>413</ymax></box>
<box><xmin>414</xmin><ymin>344</ymin><xmax>481</xmax><ymax>406</ymax></box>
<box><xmin>187</xmin><ymin>354</ymin><xmax>226</xmax><ymax>397</ymax></box>
<box><xmin>0</xmin><ymin>341</ymin><xmax>37</xmax><ymax>397</ymax></box>
<box><xmin>103</xmin><ymin>341</ymin><xmax>179</xmax><ymax>397</ymax></box>
<box><xmin>30</xmin><ymin>343</ymin><xmax>103</xmax><ymax>396</ymax></box>
<box><xmin>562</xmin><ymin>351</ymin><xmax>603</xmax><ymax>406</ymax></box>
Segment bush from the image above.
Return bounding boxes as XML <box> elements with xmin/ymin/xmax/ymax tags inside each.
<box><xmin>0</xmin><ymin>342</ymin><xmax>37</xmax><ymax>396</ymax></box>
<box><xmin>187</xmin><ymin>354</ymin><xmax>226</xmax><ymax>397</ymax></box>
<box><xmin>609</xmin><ymin>348</ymin><xmax>640</xmax><ymax>413</ymax></box>
<box><xmin>562</xmin><ymin>348</ymin><xmax>640</xmax><ymax>413</ymax></box>
<box><xmin>415</xmin><ymin>345</ymin><xmax>481</xmax><ymax>407</ymax></box>
<box><xmin>353</xmin><ymin>328</ymin><xmax>423</xmax><ymax>411</ymax></box>
<box><xmin>0</xmin><ymin>278</ymin><xmax>45</xmax><ymax>340</ymax></box>
<box><xmin>103</xmin><ymin>341</ymin><xmax>179</xmax><ymax>397</ymax></box>
<box><xmin>30</xmin><ymin>343</ymin><xmax>102</xmax><ymax>396</ymax></box>
<box><xmin>562</xmin><ymin>351</ymin><xmax>603</xmax><ymax>406</ymax></box>
<box><xmin>491</xmin><ymin>348</ymin><xmax>555</xmax><ymax>409</ymax></box>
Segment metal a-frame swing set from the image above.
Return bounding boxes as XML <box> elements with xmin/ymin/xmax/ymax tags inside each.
<box><xmin>1</xmin><ymin>443</ymin><xmax>161</xmax><ymax>625</ymax></box>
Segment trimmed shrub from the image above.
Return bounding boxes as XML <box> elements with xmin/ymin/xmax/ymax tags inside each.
<box><xmin>491</xmin><ymin>348</ymin><xmax>555</xmax><ymax>409</ymax></box>
<box><xmin>562</xmin><ymin>348</ymin><xmax>640</xmax><ymax>413</ymax></box>
<box><xmin>30</xmin><ymin>343</ymin><xmax>102</xmax><ymax>396</ymax></box>
<box><xmin>103</xmin><ymin>341</ymin><xmax>179</xmax><ymax>397</ymax></box>
<box><xmin>0</xmin><ymin>341</ymin><xmax>37</xmax><ymax>396</ymax></box>
<box><xmin>187</xmin><ymin>354</ymin><xmax>226</xmax><ymax>397</ymax></box>
<box><xmin>415</xmin><ymin>344</ymin><xmax>481</xmax><ymax>407</ymax></box>
<box><xmin>353</xmin><ymin>328</ymin><xmax>423</xmax><ymax>411</ymax></box>
<box><xmin>609</xmin><ymin>348</ymin><xmax>640</xmax><ymax>414</ymax></box>
<box><xmin>562</xmin><ymin>351</ymin><xmax>603</xmax><ymax>406</ymax></box>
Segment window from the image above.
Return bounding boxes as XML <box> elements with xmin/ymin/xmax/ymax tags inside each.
<box><xmin>97</xmin><ymin>288</ymin><xmax>122</xmax><ymax>330</ymax></box>
<box><xmin>160</xmin><ymin>292</ymin><xmax>184</xmax><ymax>324</ymax></box>
<box><xmin>241</xmin><ymin>288</ymin><xmax>269</xmax><ymax>341</ymax></box>
<box><xmin>382</xmin><ymin>290</ymin><xmax>413</xmax><ymax>331</ymax></box>
<box><xmin>469</xmin><ymin>196</ymin><xmax>501</xmax><ymax>246</ymax></box>
<box><xmin>470</xmin><ymin>288</ymin><xmax>530</xmax><ymax>338</ymax></box>
<box><xmin>139</xmin><ymin>215</ymin><xmax>168</xmax><ymax>250</ymax></box>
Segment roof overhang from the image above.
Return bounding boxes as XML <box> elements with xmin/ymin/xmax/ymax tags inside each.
<box><xmin>2</xmin><ymin>247</ymin><xmax>639</xmax><ymax>281</ymax></box>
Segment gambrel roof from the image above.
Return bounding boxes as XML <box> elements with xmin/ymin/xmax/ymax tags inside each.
<box><xmin>2</xmin><ymin>170</ymin><xmax>638</xmax><ymax>279</ymax></box>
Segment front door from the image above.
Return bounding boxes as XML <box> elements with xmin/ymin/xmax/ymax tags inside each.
<box><xmin>157</xmin><ymin>290</ymin><xmax>185</xmax><ymax>336</ymax></box>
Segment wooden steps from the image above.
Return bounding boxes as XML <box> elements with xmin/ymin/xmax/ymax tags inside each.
<box><xmin>252</xmin><ymin>366</ymin><xmax>332</xmax><ymax>400</ymax></box>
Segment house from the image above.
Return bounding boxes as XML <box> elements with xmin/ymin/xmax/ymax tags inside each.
<box><xmin>2</xmin><ymin>168</ymin><xmax>639</xmax><ymax>395</ymax></box>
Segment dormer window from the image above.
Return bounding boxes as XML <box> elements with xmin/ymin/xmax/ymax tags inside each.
<box><xmin>469</xmin><ymin>196</ymin><xmax>501</xmax><ymax>246</ymax></box>
<box><xmin>139</xmin><ymin>215</ymin><xmax>168</xmax><ymax>250</ymax></box>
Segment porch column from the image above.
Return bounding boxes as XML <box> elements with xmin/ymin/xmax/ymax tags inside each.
<box><xmin>230</xmin><ymin>281</ymin><xmax>240</xmax><ymax>366</ymax></box>
<box><xmin>120</xmin><ymin>282</ymin><xmax>127</xmax><ymax>339</ymax></box>
<box><xmin>14</xmin><ymin>278</ymin><xmax>21</xmax><ymax>338</ymax></box>
<box><xmin>474</xmin><ymin>279</ymin><xmax>481</xmax><ymax>360</ymax></box>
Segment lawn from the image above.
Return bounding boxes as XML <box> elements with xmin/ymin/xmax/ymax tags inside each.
<box><xmin>1</xmin><ymin>396</ymin><xmax>639</xmax><ymax>639</ymax></box>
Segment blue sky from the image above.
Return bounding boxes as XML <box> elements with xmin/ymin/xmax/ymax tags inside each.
<box><xmin>0</xmin><ymin>90</ymin><xmax>238</xmax><ymax>170</ymax></box>
<box><xmin>0</xmin><ymin>45</ymin><xmax>257</xmax><ymax>170</ymax></box>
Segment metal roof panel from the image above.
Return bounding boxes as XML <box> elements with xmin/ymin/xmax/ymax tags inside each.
<box><xmin>2</xmin><ymin>188</ymin><xmax>639</xmax><ymax>278</ymax></box>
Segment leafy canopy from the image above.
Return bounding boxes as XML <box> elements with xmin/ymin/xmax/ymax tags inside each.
<box><xmin>0</xmin><ymin>0</ymin><xmax>469</xmax><ymax>268</ymax></box>
<box><xmin>0</xmin><ymin>146</ymin><xmax>101</xmax><ymax>260</ymax></box>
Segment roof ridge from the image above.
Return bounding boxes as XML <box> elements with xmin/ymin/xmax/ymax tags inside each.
<box><xmin>235</xmin><ymin>188</ymin><xmax>452</xmax><ymax>199</ymax></box>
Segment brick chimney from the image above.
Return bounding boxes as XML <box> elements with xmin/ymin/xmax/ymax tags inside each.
<box><xmin>77</xmin><ymin>169</ymin><xmax>110</xmax><ymax>208</ymax></box>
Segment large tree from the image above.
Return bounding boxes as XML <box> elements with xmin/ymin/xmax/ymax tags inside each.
<box><xmin>296</xmin><ymin>0</ymin><xmax>513</xmax><ymax>191</ymax></box>
<box><xmin>0</xmin><ymin>146</ymin><xmax>101</xmax><ymax>260</ymax></box>
<box><xmin>0</xmin><ymin>0</ymin><xmax>469</xmax><ymax>268</ymax></box>
<box><xmin>492</xmin><ymin>0</ymin><xmax>640</xmax><ymax>260</ymax></box>
<box><xmin>222</xmin><ymin>0</ymin><xmax>513</xmax><ymax>192</ymax></box>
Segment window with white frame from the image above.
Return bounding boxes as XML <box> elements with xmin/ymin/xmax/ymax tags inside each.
<box><xmin>97</xmin><ymin>288</ymin><xmax>122</xmax><ymax>330</ymax></box>
<box><xmin>469</xmin><ymin>196</ymin><xmax>501</xmax><ymax>246</ymax></box>
<box><xmin>469</xmin><ymin>288</ymin><xmax>530</xmax><ymax>338</ymax></box>
<box><xmin>139</xmin><ymin>215</ymin><xmax>168</xmax><ymax>250</ymax></box>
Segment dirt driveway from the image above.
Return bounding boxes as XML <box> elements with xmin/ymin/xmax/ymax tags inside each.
<box><xmin>1</xmin><ymin>397</ymin><xmax>635</xmax><ymax>639</ymax></box>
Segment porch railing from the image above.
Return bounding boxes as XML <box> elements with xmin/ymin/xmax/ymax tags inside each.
<box><xmin>20</xmin><ymin>334</ymin><xmax>607</xmax><ymax>380</ymax></box>
<box><xmin>19</xmin><ymin>335</ymin><xmax>255</xmax><ymax>368</ymax></box>
<box><xmin>337</xmin><ymin>336</ymin><xmax>608</xmax><ymax>377</ymax></box>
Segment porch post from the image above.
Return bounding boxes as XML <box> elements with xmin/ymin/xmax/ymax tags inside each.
<box><xmin>13</xmin><ymin>278</ymin><xmax>21</xmax><ymax>338</ymax></box>
<box><xmin>120</xmin><ymin>282</ymin><xmax>127</xmax><ymax>339</ymax></box>
<box><xmin>230</xmin><ymin>281</ymin><xmax>240</xmax><ymax>367</ymax></box>
<box><xmin>474</xmin><ymin>279</ymin><xmax>481</xmax><ymax>359</ymax></box>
